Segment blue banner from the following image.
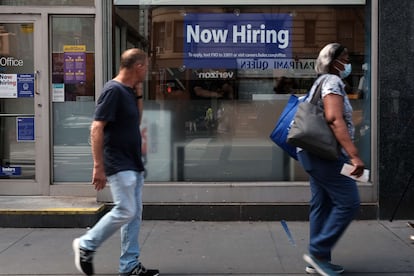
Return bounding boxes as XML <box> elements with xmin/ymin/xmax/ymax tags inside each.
<box><xmin>0</xmin><ymin>166</ymin><xmax>21</xmax><ymax>176</ymax></box>
<box><xmin>184</xmin><ymin>13</ymin><xmax>292</xmax><ymax>68</ymax></box>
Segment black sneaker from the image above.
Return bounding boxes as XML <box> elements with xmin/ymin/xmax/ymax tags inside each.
<box><xmin>72</xmin><ymin>238</ymin><xmax>95</xmax><ymax>275</ymax></box>
<box><xmin>120</xmin><ymin>263</ymin><xmax>160</xmax><ymax>276</ymax></box>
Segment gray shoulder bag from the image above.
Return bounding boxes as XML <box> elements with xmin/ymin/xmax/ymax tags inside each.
<box><xmin>286</xmin><ymin>79</ymin><xmax>340</xmax><ymax>160</ymax></box>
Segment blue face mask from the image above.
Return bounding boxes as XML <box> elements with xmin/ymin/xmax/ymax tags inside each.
<box><xmin>336</xmin><ymin>61</ymin><xmax>352</xmax><ymax>79</ymax></box>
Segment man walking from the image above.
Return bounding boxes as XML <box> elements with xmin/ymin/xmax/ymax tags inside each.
<box><xmin>72</xmin><ymin>48</ymin><xmax>159</xmax><ymax>276</ymax></box>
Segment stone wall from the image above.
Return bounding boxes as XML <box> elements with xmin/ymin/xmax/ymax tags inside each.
<box><xmin>379</xmin><ymin>0</ymin><xmax>414</xmax><ymax>219</ymax></box>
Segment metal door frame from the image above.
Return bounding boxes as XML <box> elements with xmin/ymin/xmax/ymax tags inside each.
<box><xmin>0</xmin><ymin>14</ymin><xmax>49</xmax><ymax>195</ymax></box>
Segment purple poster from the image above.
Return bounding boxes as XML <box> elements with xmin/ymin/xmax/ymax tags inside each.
<box><xmin>64</xmin><ymin>52</ymin><xmax>86</xmax><ymax>83</ymax></box>
<box><xmin>184</xmin><ymin>13</ymin><xmax>292</xmax><ymax>68</ymax></box>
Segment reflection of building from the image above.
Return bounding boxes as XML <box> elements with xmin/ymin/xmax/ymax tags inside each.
<box><xmin>144</xmin><ymin>5</ymin><xmax>369</xmax><ymax>185</ymax></box>
<box><xmin>113</xmin><ymin>3</ymin><xmax>372</xmax><ymax>218</ymax></box>
<box><xmin>0</xmin><ymin>1</ymin><xmax>413</xmax><ymax>221</ymax></box>
<box><xmin>0</xmin><ymin>27</ymin><xmax>16</xmax><ymax>56</ymax></box>
<box><xmin>150</xmin><ymin>6</ymin><xmax>366</xmax><ymax>94</ymax></box>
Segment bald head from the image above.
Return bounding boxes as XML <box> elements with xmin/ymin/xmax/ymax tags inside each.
<box><xmin>119</xmin><ymin>48</ymin><xmax>147</xmax><ymax>70</ymax></box>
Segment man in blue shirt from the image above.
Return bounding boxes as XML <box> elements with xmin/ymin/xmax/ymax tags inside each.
<box><xmin>72</xmin><ymin>48</ymin><xmax>159</xmax><ymax>276</ymax></box>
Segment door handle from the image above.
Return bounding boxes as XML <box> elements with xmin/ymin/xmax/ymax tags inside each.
<box><xmin>35</xmin><ymin>70</ymin><xmax>40</xmax><ymax>95</ymax></box>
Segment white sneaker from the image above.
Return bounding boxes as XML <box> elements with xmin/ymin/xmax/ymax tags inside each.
<box><xmin>306</xmin><ymin>263</ymin><xmax>344</xmax><ymax>274</ymax></box>
<box><xmin>303</xmin><ymin>254</ymin><xmax>340</xmax><ymax>276</ymax></box>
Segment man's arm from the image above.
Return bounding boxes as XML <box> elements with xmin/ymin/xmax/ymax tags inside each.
<box><xmin>135</xmin><ymin>83</ymin><xmax>144</xmax><ymax>124</ymax></box>
<box><xmin>90</xmin><ymin>120</ymin><xmax>107</xmax><ymax>190</ymax></box>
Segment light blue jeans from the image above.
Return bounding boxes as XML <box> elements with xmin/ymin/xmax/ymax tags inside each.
<box><xmin>298</xmin><ymin>150</ymin><xmax>360</xmax><ymax>261</ymax></box>
<box><xmin>79</xmin><ymin>170</ymin><xmax>144</xmax><ymax>274</ymax></box>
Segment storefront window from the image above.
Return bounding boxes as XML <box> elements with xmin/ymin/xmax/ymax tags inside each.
<box><xmin>50</xmin><ymin>16</ymin><xmax>95</xmax><ymax>182</ymax></box>
<box><xmin>113</xmin><ymin>2</ymin><xmax>371</xmax><ymax>183</ymax></box>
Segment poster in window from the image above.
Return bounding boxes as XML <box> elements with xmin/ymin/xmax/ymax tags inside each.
<box><xmin>0</xmin><ymin>73</ymin><xmax>17</xmax><ymax>98</ymax></box>
<box><xmin>63</xmin><ymin>45</ymin><xmax>86</xmax><ymax>84</ymax></box>
<box><xmin>184</xmin><ymin>13</ymin><xmax>292</xmax><ymax>69</ymax></box>
<box><xmin>17</xmin><ymin>74</ymin><xmax>34</xmax><ymax>97</ymax></box>
<box><xmin>17</xmin><ymin>117</ymin><xmax>35</xmax><ymax>142</ymax></box>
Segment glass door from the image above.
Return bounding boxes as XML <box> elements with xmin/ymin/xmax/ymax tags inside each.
<box><xmin>0</xmin><ymin>15</ymin><xmax>44</xmax><ymax>194</ymax></box>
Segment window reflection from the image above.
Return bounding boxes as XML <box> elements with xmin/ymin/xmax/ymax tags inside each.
<box><xmin>0</xmin><ymin>23</ymin><xmax>35</xmax><ymax>179</ymax></box>
<box><xmin>115</xmin><ymin>4</ymin><xmax>371</xmax><ymax>183</ymax></box>
<box><xmin>51</xmin><ymin>16</ymin><xmax>95</xmax><ymax>182</ymax></box>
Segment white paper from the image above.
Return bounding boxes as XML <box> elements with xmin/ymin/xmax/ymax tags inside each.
<box><xmin>340</xmin><ymin>163</ymin><xmax>369</xmax><ymax>182</ymax></box>
<box><xmin>52</xmin><ymin>83</ymin><xmax>65</xmax><ymax>102</ymax></box>
<box><xmin>0</xmin><ymin>74</ymin><xmax>18</xmax><ymax>98</ymax></box>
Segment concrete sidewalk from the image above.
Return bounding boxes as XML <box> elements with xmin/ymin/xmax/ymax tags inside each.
<box><xmin>0</xmin><ymin>220</ymin><xmax>413</xmax><ymax>275</ymax></box>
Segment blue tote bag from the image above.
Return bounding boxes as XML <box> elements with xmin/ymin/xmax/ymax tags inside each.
<box><xmin>269</xmin><ymin>94</ymin><xmax>306</xmax><ymax>160</ymax></box>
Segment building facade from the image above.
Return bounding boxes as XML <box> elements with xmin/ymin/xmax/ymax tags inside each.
<box><xmin>0</xmin><ymin>0</ymin><xmax>412</xmax><ymax>220</ymax></box>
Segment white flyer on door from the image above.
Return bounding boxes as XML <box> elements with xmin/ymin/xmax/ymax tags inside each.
<box><xmin>52</xmin><ymin>83</ymin><xmax>65</xmax><ymax>102</ymax></box>
<box><xmin>0</xmin><ymin>74</ymin><xmax>18</xmax><ymax>98</ymax></box>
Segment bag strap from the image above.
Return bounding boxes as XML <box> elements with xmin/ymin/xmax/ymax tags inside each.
<box><xmin>310</xmin><ymin>77</ymin><xmax>326</xmax><ymax>105</ymax></box>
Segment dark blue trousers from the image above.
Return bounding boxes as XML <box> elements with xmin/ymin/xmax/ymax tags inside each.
<box><xmin>298</xmin><ymin>150</ymin><xmax>360</xmax><ymax>260</ymax></box>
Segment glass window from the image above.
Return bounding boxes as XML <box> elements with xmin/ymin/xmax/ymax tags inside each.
<box><xmin>0</xmin><ymin>22</ymin><xmax>35</xmax><ymax>179</ymax></box>
<box><xmin>112</xmin><ymin>3</ymin><xmax>371</xmax><ymax>183</ymax></box>
<box><xmin>50</xmin><ymin>16</ymin><xmax>95</xmax><ymax>182</ymax></box>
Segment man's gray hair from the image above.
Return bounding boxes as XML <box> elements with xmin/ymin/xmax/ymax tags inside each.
<box><xmin>315</xmin><ymin>43</ymin><xmax>343</xmax><ymax>74</ymax></box>
<box><xmin>120</xmin><ymin>48</ymin><xmax>147</xmax><ymax>69</ymax></box>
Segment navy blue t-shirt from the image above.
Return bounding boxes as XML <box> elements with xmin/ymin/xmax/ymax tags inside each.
<box><xmin>94</xmin><ymin>80</ymin><xmax>144</xmax><ymax>176</ymax></box>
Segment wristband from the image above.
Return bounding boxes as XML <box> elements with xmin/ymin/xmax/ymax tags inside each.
<box><xmin>136</xmin><ymin>95</ymin><xmax>143</xmax><ymax>100</ymax></box>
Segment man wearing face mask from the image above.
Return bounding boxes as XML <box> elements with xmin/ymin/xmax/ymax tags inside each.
<box><xmin>298</xmin><ymin>43</ymin><xmax>365</xmax><ymax>276</ymax></box>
